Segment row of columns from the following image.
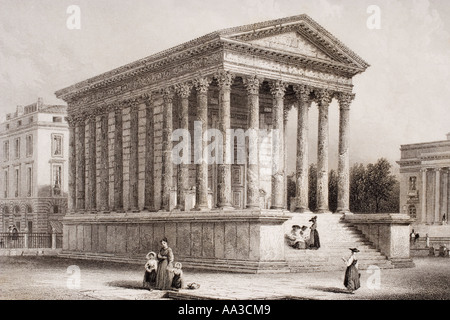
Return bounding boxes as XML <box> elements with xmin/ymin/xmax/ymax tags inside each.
<box><xmin>420</xmin><ymin>167</ymin><xmax>449</xmax><ymax>224</ymax></box>
<box><xmin>67</xmin><ymin>72</ymin><xmax>354</xmax><ymax>214</ymax></box>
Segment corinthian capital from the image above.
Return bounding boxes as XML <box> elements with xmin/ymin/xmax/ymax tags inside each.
<box><xmin>243</xmin><ymin>75</ymin><xmax>263</xmax><ymax>95</ymax></box>
<box><xmin>65</xmin><ymin>115</ymin><xmax>77</xmax><ymax>128</ymax></box>
<box><xmin>315</xmin><ymin>89</ymin><xmax>333</xmax><ymax>107</ymax></box>
<box><xmin>215</xmin><ymin>70</ymin><xmax>235</xmax><ymax>90</ymax></box>
<box><xmin>161</xmin><ymin>87</ymin><xmax>175</xmax><ymax>103</ymax></box>
<box><xmin>337</xmin><ymin>92</ymin><xmax>355</xmax><ymax>110</ymax></box>
<box><xmin>270</xmin><ymin>80</ymin><xmax>288</xmax><ymax>98</ymax></box>
<box><xmin>293</xmin><ymin>84</ymin><xmax>313</xmax><ymax>103</ymax></box>
<box><xmin>194</xmin><ymin>77</ymin><xmax>212</xmax><ymax>95</ymax></box>
<box><xmin>175</xmin><ymin>83</ymin><xmax>192</xmax><ymax>99</ymax></box>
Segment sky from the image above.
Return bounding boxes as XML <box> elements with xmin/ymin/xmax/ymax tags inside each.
<box><xmin>0</xmin><ymin>0</ymin><xmax>449</xmax><ymax>174</ymax></box>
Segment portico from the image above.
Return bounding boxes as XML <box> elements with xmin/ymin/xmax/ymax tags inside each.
<box><xmin>56</xmin><ymin>15</ymin><xmax>369</xmax><ymax>272</ymax></box>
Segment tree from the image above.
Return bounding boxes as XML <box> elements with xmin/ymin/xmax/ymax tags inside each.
<box><xmin>365</xmin><ymin>158</ymin><xmax>397</xmax><ymax>213</ymax></box>
<box><xmin>328</xmin><ymin>169</ymin><xmax>338</xmax><ymax>213</ymax></box>
<box><xmin>350</xmin><ymin>163</ymin><xmax>367</xmax><ymax>213</ymax></box>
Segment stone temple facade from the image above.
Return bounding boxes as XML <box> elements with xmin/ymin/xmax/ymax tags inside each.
<box><xmin>56</xmin><ymin>15</ymin><xmax>373</xmax><ymax>272</ymax></box>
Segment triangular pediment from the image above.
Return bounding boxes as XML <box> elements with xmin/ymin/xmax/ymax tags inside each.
<box><xmin>217</xmin><ymin>14</ymin><xmax>369</xmax><ymax>70</ymax></box>
<box><xmin>246</xmin><ymin>31</ymin><xmax>334</xmax><ymax>62</ymax></box>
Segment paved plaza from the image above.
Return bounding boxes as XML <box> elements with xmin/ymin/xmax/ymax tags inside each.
<box><xmin>0</xmin><ymin>256</ymin><xmax>449</xmax><ymax>300</ymax></box>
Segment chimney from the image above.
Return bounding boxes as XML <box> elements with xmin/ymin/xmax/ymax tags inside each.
<box><xmin>37</xmin><ymin>97</ymin><xmax>44</xmax><ymax>107</ymax></box>
<box><xmin>16</xmin><ymin>105</ymin><xmax>23</xmax><ymax>116</ymax></box>
<box><xmin>447</xmin><ymin>132</ymin><xmax>450</xmax><ymax>141</ymax></box>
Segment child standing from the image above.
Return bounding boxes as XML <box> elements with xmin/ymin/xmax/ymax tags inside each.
<box><xmin>143</xmin><ymin>251</ymin><xmax>158</xmax><ymax>290</ymax></box>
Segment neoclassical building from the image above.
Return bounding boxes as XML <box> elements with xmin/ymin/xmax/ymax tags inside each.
<box><xmin>56</xmin><ymin>15</ymin><xmax>371</xmax><ymax>271</ymax></box>
<box><xmin>0</xmin><ymin>98</ymin><xmax>69</xmax><ymax>234</ymax></box>
<box><xmin>398</xmin><ymin>133</ymin><xmax>450</xmax><ymax>227</ymax></box>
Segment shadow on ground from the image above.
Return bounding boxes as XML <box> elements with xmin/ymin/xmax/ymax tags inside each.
<box><xmin>307</xmin><ymin>285</ymin><xmax>354</xmax><ymax>294</ymax></box>
<box><xmin>106</xmin><ymin>280</ymin><xmax>147</xmax><ymax>290</ymax></box>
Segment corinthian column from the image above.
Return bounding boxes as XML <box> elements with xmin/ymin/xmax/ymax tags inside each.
<box><xmin>216</xmin><ymin>71</ymin><xmax>235</xmax><ymax>209</ymax></box>
<box><xmin>244</xmin><ymin>75</ymin><xmax>262</xmax><ymax>209</ymax></box>
<box><xmin>337</xmin><ymin>92</ymin><xmax>355</xmax><ymax>214</ymax></box>
<box><xmin>270</xmin><ymin>80</ymin><xmax>288</xmax><ymax>209</ymax></box>
<box><xmin>293</xmin><ymin>84</ymin><xmax>313</xmax><ymax>213</ymax></box>
<box><xmin>193</xmin><ymin>77</ymin><xmax>211</xmax><ymax>211</ymax></box>
<box><xmin>316</xmin><ymin>89</ymin><xmax>333</xmax><ymax>213</ymax></box>
<box><xmin>161</xmin><ymin>88</ymin><xmax>175</xmax><ymax>212</ymax></box>
<box><xmin>144</xmin><ymin>96</ymin><xmax>155</xmax><ymax>212</ymax></box>
<box><xmin>129</xmin><ymin>101</ymin><xmax>140</xmax><ymax>212</ymax></box>
<box><xmin>66</xmin><ymin>115</ymin><xmax>77</xmax><ymax>214</ymax></box>
<box><xmin>75</xmin><ymin>116</ymin><xmax>85</xmax><ymax>212</ymax></box>
<box><xmin>114</xmin><ymin>106</ymin><xmax>124</xmax><ymax>213</ymax></box>
<box><xmin>88</xmin><ymin>114</ymin><xmax>97</xmax><ymax>213</ymax></box>
<box><xmin>175</xmin><ymin>84</ymin><xmax>191</xmax><ymax>211</ymax></box>
<box><xmin>99</xmin><ymin>112</ymin><xmax>109</xmax><ymax>212</ymax></box>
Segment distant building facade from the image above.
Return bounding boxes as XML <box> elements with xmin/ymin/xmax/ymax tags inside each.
<box><xmin>0</xmin><ymin>98</ymin><xmax>68</xmax><ymax>233</ymax></box>
<box><xmin>398</xmin><ymin>133</ymin><xmax>450</xmax><ymax>226</ymax></box>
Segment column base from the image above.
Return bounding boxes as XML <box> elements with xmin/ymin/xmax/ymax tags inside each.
<box><xmin>294</xmin><ymin>207</ymin><xmax>312</xmax><ymax>214</ymax></box>
<box><xmin>217</xmin><ymin>204</ymin><xmax>235</xmax><ymax>211</ymax></box>
<box><xmin>192</xmin><ymin>206</ymin><xmax>210</xmax><ymax>212</ymax></box>
<box><xmin>316</xmin><ymin>209</ymin><xmax>332</xmax><ymax>214</ymax></box>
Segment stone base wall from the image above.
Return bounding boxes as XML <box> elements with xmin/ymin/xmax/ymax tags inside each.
<box><xmin>61</xmin><ymin>210</ymin><xmax>291</xmax><ymax>273</ymax></box>
<box><xmin>345</xmin><ymin>213</ymin><xmax>415</xmax><ymax>268</ymax></box>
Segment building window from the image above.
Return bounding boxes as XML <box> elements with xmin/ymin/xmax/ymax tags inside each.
<box><xmin>17</xmin><ymin>120</ymin><xmax>22</xmax><ymax>127</ymax></box>
<box><xmin>409</xmin><ymin>205</ymin><xmax>417</xmax><ymax>219</ymax></box>
<box><xmin>14</xmin><ymin>138</ymin><xmax>20</xmax><ymax>159</ymax></box>
<box><xmin>26</xmin><ymin>135</ymin><xmax>33</xmax><ymax>157</ymax></box>
<box><xmin>29</xmin><ymin>116</ymin><xmax>33</xmax><ymax>124</ymax></box>
<box><xmin>3</xmin><ymin>170</ymin><xmax>8</xmax><ymax>198</ymax></box>
<box><xmin>52</xmin><ymin>164</ymin><xmax>62</xmax><ymax>196</ymax></box>
<box><xmin>27</xmin><ymin>167</ymin><xmax>32</xmax><ymax>197</ymax></box>
<box><xmin>3</xmin><ymin>141</ymin><xmax>9</xmax><ymax>161</ymax></box>
<box><xmin>6</xmin><ymin>124</ymin><xmax>10</xmax><ymax>130</ymax></box>
<box><xmin>53</xmin><ymin>205</ymin><xmax>59</xmax><ymax>214</ymax></box>
<box><xmin>14</xmin><ymin>168</ymin><xmax>19</xmax><ymax>198</ymax></box>
<box><xmin>52</xmin><ymin>134</ymin><xmax>63</xmax><ymax>157</ymax></box>
<box><xmin>409</xmin><ymin>176</ymin><xmax>417</xmax><ymax>191</ymax></box>
<box><xmin>53</xmin><ymin>117</ymin><xmax>62</xmax><ymax>123</ymax></box>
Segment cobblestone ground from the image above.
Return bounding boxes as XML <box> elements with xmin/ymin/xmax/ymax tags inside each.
<box><xmin>0</xmin><ymin>256</ymin><xmax>449</xmax><ymax>300</ymax></box>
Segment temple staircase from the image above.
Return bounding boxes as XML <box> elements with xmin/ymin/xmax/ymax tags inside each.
<box><xmin>283</xmin><ymin>214</ymin><xmax>394</xmax><ymax>273</ymax></box>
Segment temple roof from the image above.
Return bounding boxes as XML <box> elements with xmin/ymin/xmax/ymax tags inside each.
<box><xmin>56</xmin><ymin>14</ymin><xmax>369</xmax><ymax>101</ymax></box>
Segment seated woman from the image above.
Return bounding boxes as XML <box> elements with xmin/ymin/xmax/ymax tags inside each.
<box><xmin>285</xmin><ymin>225</ymin><xmax>306</xmax><ymax>249</ymax></box>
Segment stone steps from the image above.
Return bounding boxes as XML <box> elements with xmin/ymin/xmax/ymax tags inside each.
<box><xmin>283</xmin><ymin>214</ymin><xmax>394</xmax><ymax>271</ymax></box>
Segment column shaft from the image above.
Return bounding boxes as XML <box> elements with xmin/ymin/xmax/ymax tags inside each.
<box><xmin>421</xmin><ymin>169</ymin><xmax>427</xmax><ymax>223</ymax></box>
<box><xmin>129</xmin><ymin>104</ymin><xmax>140</xmax><ymax>212</ymax></box>
<box><xmin>245</xmin><ymin>76</ymin><xmax>262</xmax><ymax>209</ymax></box>
<box><xmin>114</xmin><ymin>108</ymin><xmax>124</xmax><ymax>212</ymax></box>
<box><xmin>99</xmin><ymin>114</ymin><xmax>109</xmax><ymax>212</ymax></box>
<box><xmin>337</xmin><ymin>93</ymin><xmax>355</xmax><ymax>214</ymax></box>
<box><xmin>161</xmin><ymin>89</ymin><xmax>174</xmax><ymax>211</ymax></box>
<box><xmin>294</xmin><ymin>85</ymin><xmax>312</xmax><ymax>213</ymax></box>
<box><xmin>67</xmin><ymin>118</ymin><xmax>77</xmax><ymax>213</ymax></box>
<box><xmin>144</xmin><ymin>101</ymin><xmax>155</xmax><ymax>211</ymax></box>
<box><xmin>316</xmin><ymin>90</ymin><xmax>333</xmax><ymax>213</ymax></box>
<box><xmin>217</xmin><ymin>72</ymin><xmax>234</xmax><ymax>209</ymax></box>
<box><xmin>435</xmin><ymin>168</ymin><xmax>441</xmax><ymax>224</ymax></box>
<box><xmin>175</xmin><ymin>84</ymin><xmax>191</xmax><ymax>211</ymax></box>
<box><xmin>194</xmin><ymin>78</ymin><xmax>210</xmax><ymax>210</ymax></box>
<box><xmin>76</xmin><ymin>121</ymin><xmax>85</xmax><ymax>211</ymax></box>
<box><xmin>270</xmin><ymin>80</ymin><xmax>287</xmax><ymax>209</ymax></box>
<box><xmin>88</xmin><ymin>116</ymin><xmax>97</xmax><ymax>212</ymax></box>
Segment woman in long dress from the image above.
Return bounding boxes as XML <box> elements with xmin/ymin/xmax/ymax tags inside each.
<box><xmin>155</xmin><ymin>237</ymin><xmax>174</xmax><ymax>290</ymax></box>
<box><xmin>308</xmin><ymin>216</ymin><xmax>320</xmax><ymax>250</ymax></box>
<box><xmin>343</xmin><ymin>248</ymin><xmax>361</xmax><ymax>293</ymax></box>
